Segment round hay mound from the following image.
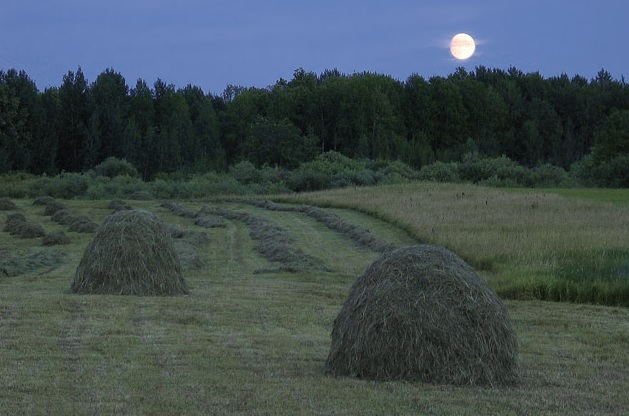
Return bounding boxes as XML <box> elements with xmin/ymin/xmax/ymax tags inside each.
<box><xmin>4</xmin><ymin>213</ymin><xmax>28</xmax><ymax>234</ymax></box>
<box><xmin>4</xmin><ymin>213</ymin><xmax>27</xmax><ymax>233</ymax></box>
<box><xmin>129</xmin><ymin>191</ymin><xmax>153</xmax><ymax>200</ymax></box>
<box><xmin>68</xmin><ymin>216</ymin><xmax>99</xmax><ymax>233</ymax></box>
<box><xmin>43</xmin><ymin>201</ymin><xmax>67</xmax><ymax>216</ymax></box>
<box><xmin>33</xmin><ymin>196</ymin><xmax>56</xmax><ymax>206</ymax></box>
<box><xmin>16</xmin><ymin>223</ymin><xmax>47</xmax><ymax>238</ymax></box>
<box><xmin>0</xmin><ymin>198</ymin><xmax>18</xmax><ymax>211</ymax></box>
<box><xmin>71</xmin><ymin>209</ymin><xmax>188</xmax><ymax>295</ymax></box>
<box><xmin>325</xmin><ymin>244</ymin><xmax>519</xmax><ymax>386</ymax></box>
<box><xmin>42</xmin><ymin>231</ymin><xmax>71</xmax><ymax>246</ymax></box>
<box><xmin>107</xmin><ymin>199</ymin><xmax>133</xmax><ymax>211</ymax></box>
<box><xmin>51</xmin><ymin>209</ymin><xmax>76</xmax><ymax>225</ymax></box>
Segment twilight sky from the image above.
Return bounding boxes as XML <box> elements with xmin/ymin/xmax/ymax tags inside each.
<box><xmin>1</xmin><ymin>0</ymin><xmax>627</xmax><ymax>94</ymax></box>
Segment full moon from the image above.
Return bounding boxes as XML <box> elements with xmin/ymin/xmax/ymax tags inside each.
<box><xmin>450</xmin><ymin>33</ymin><xmax>476</xmax><ymax>60</ymax></box>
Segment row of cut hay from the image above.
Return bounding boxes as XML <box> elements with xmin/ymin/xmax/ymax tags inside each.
<box><xmin>70</xmin><ymin>209</ymin><xmax>188</xmax><ymax>296</ymax></box>
<box><xmin>161</xmin><ymin>200</ymin><xmax>196</xmax><ymax>218</ymax></box>
<box><xmin>0</xmin><ymin>249</ymin><xmax>67</xmax><ymax>277</ymax></box>
<box><xmin>239</xmin><ymin>199</ymin><xmax>396</xmax><ymax>253</ymax></box>
<box><xmin>194</xmin><ymin>207</ymin><xmax>227</xmax><ymax>229</ymax></box>
<box><xmin>202</xmin><ymin>206</ymin><xmax>330</xmax><ymax>273</ymax></box>
<box><xmin>166</xmin><ymin>224</ymin><xmax>210</xmax><ymax>271</ymax></box>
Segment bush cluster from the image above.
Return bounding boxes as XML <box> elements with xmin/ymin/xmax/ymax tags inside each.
<box><xmin>0</xmin><ymin>152</ymin><xmax>623</xmax><ymax>201</ymax></box>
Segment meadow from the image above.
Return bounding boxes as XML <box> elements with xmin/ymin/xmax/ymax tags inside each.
<box><xmin>0</xmin><ymin>183</ymin><xmax>628</xmax><ymax>415</ymax></box>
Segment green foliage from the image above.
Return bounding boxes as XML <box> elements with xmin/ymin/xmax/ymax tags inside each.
<box><xmin>459</xmin><ymin>155</ymin><xmax>533</xmax><ymax>186</ymax></box>
<box><xmin>285</xmin><ymin>151</ymin><xmax>377</xmax><ymax>192</ymax></box>
<box><xmin>244</xmin><ymin>116</ymin><xmax>318</xmax><ymax>169</ymax></box>
<box><xmin>92</xmin><ymin>157</ymin><xmax>139</xmax><ymax>178</ymax></box>
<box><xmin>417</xmin><ymin>161</ymin><xmax>460</xmax><ymax>182</ymax></box>
<box><xmin>28</xmin><ymin>172</ymin><xmax>90</xmax><ymax>199</ymax></box>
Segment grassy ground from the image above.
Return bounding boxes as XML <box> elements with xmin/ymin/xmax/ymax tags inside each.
<box><xmin>1</xmin><ymin>190</ymin><xmax>628</xmax><ymax>415</ymax></box>
<box><xmin>279</xmin><ymin>183</ymin><xmax>629</xmax><ymax>306</ymax></box>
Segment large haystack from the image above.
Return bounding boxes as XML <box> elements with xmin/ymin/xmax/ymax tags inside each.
<box><xmin>70</xmin><ymin>210</ymin><xmax>188</xmax><ymax>295</ymax></box>
<box><xmin>325</xmin><ymin>244</ymin><xmax>518</xmax><ymax>386</ymax></box>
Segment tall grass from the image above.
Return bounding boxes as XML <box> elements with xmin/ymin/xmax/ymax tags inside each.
<box><xmin>279</xmin><ymin>182</ymin><xmax>629</xmax><ymax>306</ymax></box>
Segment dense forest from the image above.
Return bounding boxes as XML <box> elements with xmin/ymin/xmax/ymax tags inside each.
<box><xmin>1</xmin><ymin>66</ymin><xmax>628</xmax><ymax>186</ymax></box>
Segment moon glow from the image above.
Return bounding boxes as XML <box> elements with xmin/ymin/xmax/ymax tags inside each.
<box><xmin>450</xmin><ymin>33</ymin><xmax>476</xmax><ymax>60</ymax></box>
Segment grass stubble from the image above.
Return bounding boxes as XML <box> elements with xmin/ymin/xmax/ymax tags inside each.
<box><xmin>0</xmin><ymin>187</ymin><xmax>627</xmax><ymax>415</ymax></box>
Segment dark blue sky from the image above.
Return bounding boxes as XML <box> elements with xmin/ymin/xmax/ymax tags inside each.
<box><xmin>2</xmin><ymin>0</ymin><xmax>627</xmax><ymax>94</ymax></box>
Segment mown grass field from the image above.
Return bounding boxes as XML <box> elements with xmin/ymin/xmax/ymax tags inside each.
<box><xmin>1</xmin><ymin>184</ymin><xmax>628</xmax><ymax>415</ymax></box>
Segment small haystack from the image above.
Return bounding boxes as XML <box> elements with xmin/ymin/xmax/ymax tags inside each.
<box><xmin>51</xmin><ymin>209</ymin><xmax>76</xmax><ymax>225</ymax></box>
<box><xmin>43</xmin><ymin>200</ymin><xmax>67</xmax><ymax>216</ymax></box>
<box><xmin>0</xmin><ymin>198</ymin><xmax>18</xmax><ymax>211</ymax></box>
<box><xmin>42</xmin><ymin>231</ymin><xmax>71</xmax><ymax>246</ymax></box>
<box><xmin>3</xmin><ymin>213</ymin><xmax>27</xmax><ymax>234</ymax></box>
<box><xmin>129</xmin><ymin>191</ymin><xmax>153</xmax><ymax>200</ymax></box>
<box><xmin>15</xmin><ymin>223</ymin><xmax>46</xmax><ymax>238</ymax></box>
<box><xmin>33</xmin><ymin>196</ymin><xmax>56</xmax><ymax>206</ymax></box>
<box><xmin>68</xmin><ymin>216</ymin><xmax>99</xmax><ymax>233</ymax></box>
<box><xmin>107</xmin><ymin>199</ymin><xmax>133</xmax><ymax>211</ymax></box>
<box><xmin>70</xmin><ymin>209</ymin><xmax>188</xmax><ymax>295</ymax></box>
<box><xmin>325</xmin><ymin>244</ymin><xmax>518</xmax><ymax>386</ymax></box>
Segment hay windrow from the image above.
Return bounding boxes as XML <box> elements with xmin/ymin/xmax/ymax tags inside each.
<box><xmin>0</xmin><ymin>198</ymin><xmax>18</xmax><ymax>210</ymax></box>
<box><xmin>0</xmin><ymin>249</ymin><xmax>67</xmax><ymax>277</ymax></box>
<box><xmin>239</xmin><ymin>199</ymin><xmax>396</xmax><ymax>252</ymax></box>
<box><xmin>202</xmin><ymin>206</ymin><xmax>330</xmax><ymax>273</ymax></box>
<box><xmin>71</xmin><ymin>209</ymin><xmax>188</xmax><ymax>296</ymax></box>
<box><xmin>161</xmin><ymin>200</ymin><xmax>196</xmax><ymax>218</ymax></box>
<box><xmin>193</xmin><ymin>208</ymin><xmax>226</xmax><ymax>229</ymax></box>
<box><xmin>325</xmin><ymin>244</ymin><xmax>519</xmax><ymax>386</ymax></box>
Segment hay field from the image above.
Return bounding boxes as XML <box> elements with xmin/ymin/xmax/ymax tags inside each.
<box><xmin>0</xmin><ymin>187</ymin><xmax>628</xmax><ymax>415</ymax></box>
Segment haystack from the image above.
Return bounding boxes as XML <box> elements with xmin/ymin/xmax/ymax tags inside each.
<box><xmin>68</xmin><ymin>216</ymin><xmax>99</xmax><ymax>233</ymax></box>
<box><xmin>4</xmin><ymin>213</ymin><xmax>26</xmax><ymax>234</ymax></box>
<box><xmin>70</xmin><ymin>209</ymin><xmax>188</xmax><ymax>295</ymax></box>
<box><xmin>107</xmin><ymin>199</ymin><xmax>132</xmax><ymax>211</ymax></box>
<box><xmin>43</xmin><ymin>200</ymin><xmax>67</xmax><ymax>216</ymax></box>
<box><xmin>0</xmin><ymin>198</ymin><xmax>18</xmax><ymax>211</ymax></box>
<box><xmin>42</xmin><ymin>231</ymin><xmax>71</xmax><ymax>246</ymax></box>
<box><xmin>16</xmin><ymin>223</ymin><xmax>46</xmax><ymax>238</ymax></box>
<box><xmin>51</xmin><ymin>209</ymin><xmax>76</xmax><ymax>225</ymax></box>
<box><xmin>33</xmin><ymin>196</ymin><xmax>56</xmax><ymax>206</ymax></box>
<box><xmin>325</xmin><ymin>244</ymin><xmax>518</xmax><ymax>386</ymax></box>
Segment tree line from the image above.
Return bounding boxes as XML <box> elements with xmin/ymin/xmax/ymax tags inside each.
<box><xmin>1</xmin><ymin>66</ymin><xmax>628</xmax><ymax>181</ymax></box>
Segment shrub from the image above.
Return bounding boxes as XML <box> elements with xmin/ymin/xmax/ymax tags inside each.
<box><xmin>417</xmin><ymin>161</ymin><xmax>460</xmax><ymax>182</ymax></box>
<box><xmin>326</xmin><ymin>245</ymin><xmax>519</xmax><ymax>386</ymax></box>
<box><xmin>92</xmin><ymin>157</ymin><xmax>139</xmax><ymax>178</ymax></box>
<box><xmin>532</xmin><ymin>164</ymin><xmax>574</xmax><ymax>187</ymax></box>
<box><xmin>28</xmin><ymin>173</ymin><xmax>90</xmax><ymax>199</ymax></box>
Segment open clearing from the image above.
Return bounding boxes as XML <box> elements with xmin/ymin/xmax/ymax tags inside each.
<box><xmin>0</xmin><ymin>185</ymin><xmax>628</xmax><ymax>415</ymax></box>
